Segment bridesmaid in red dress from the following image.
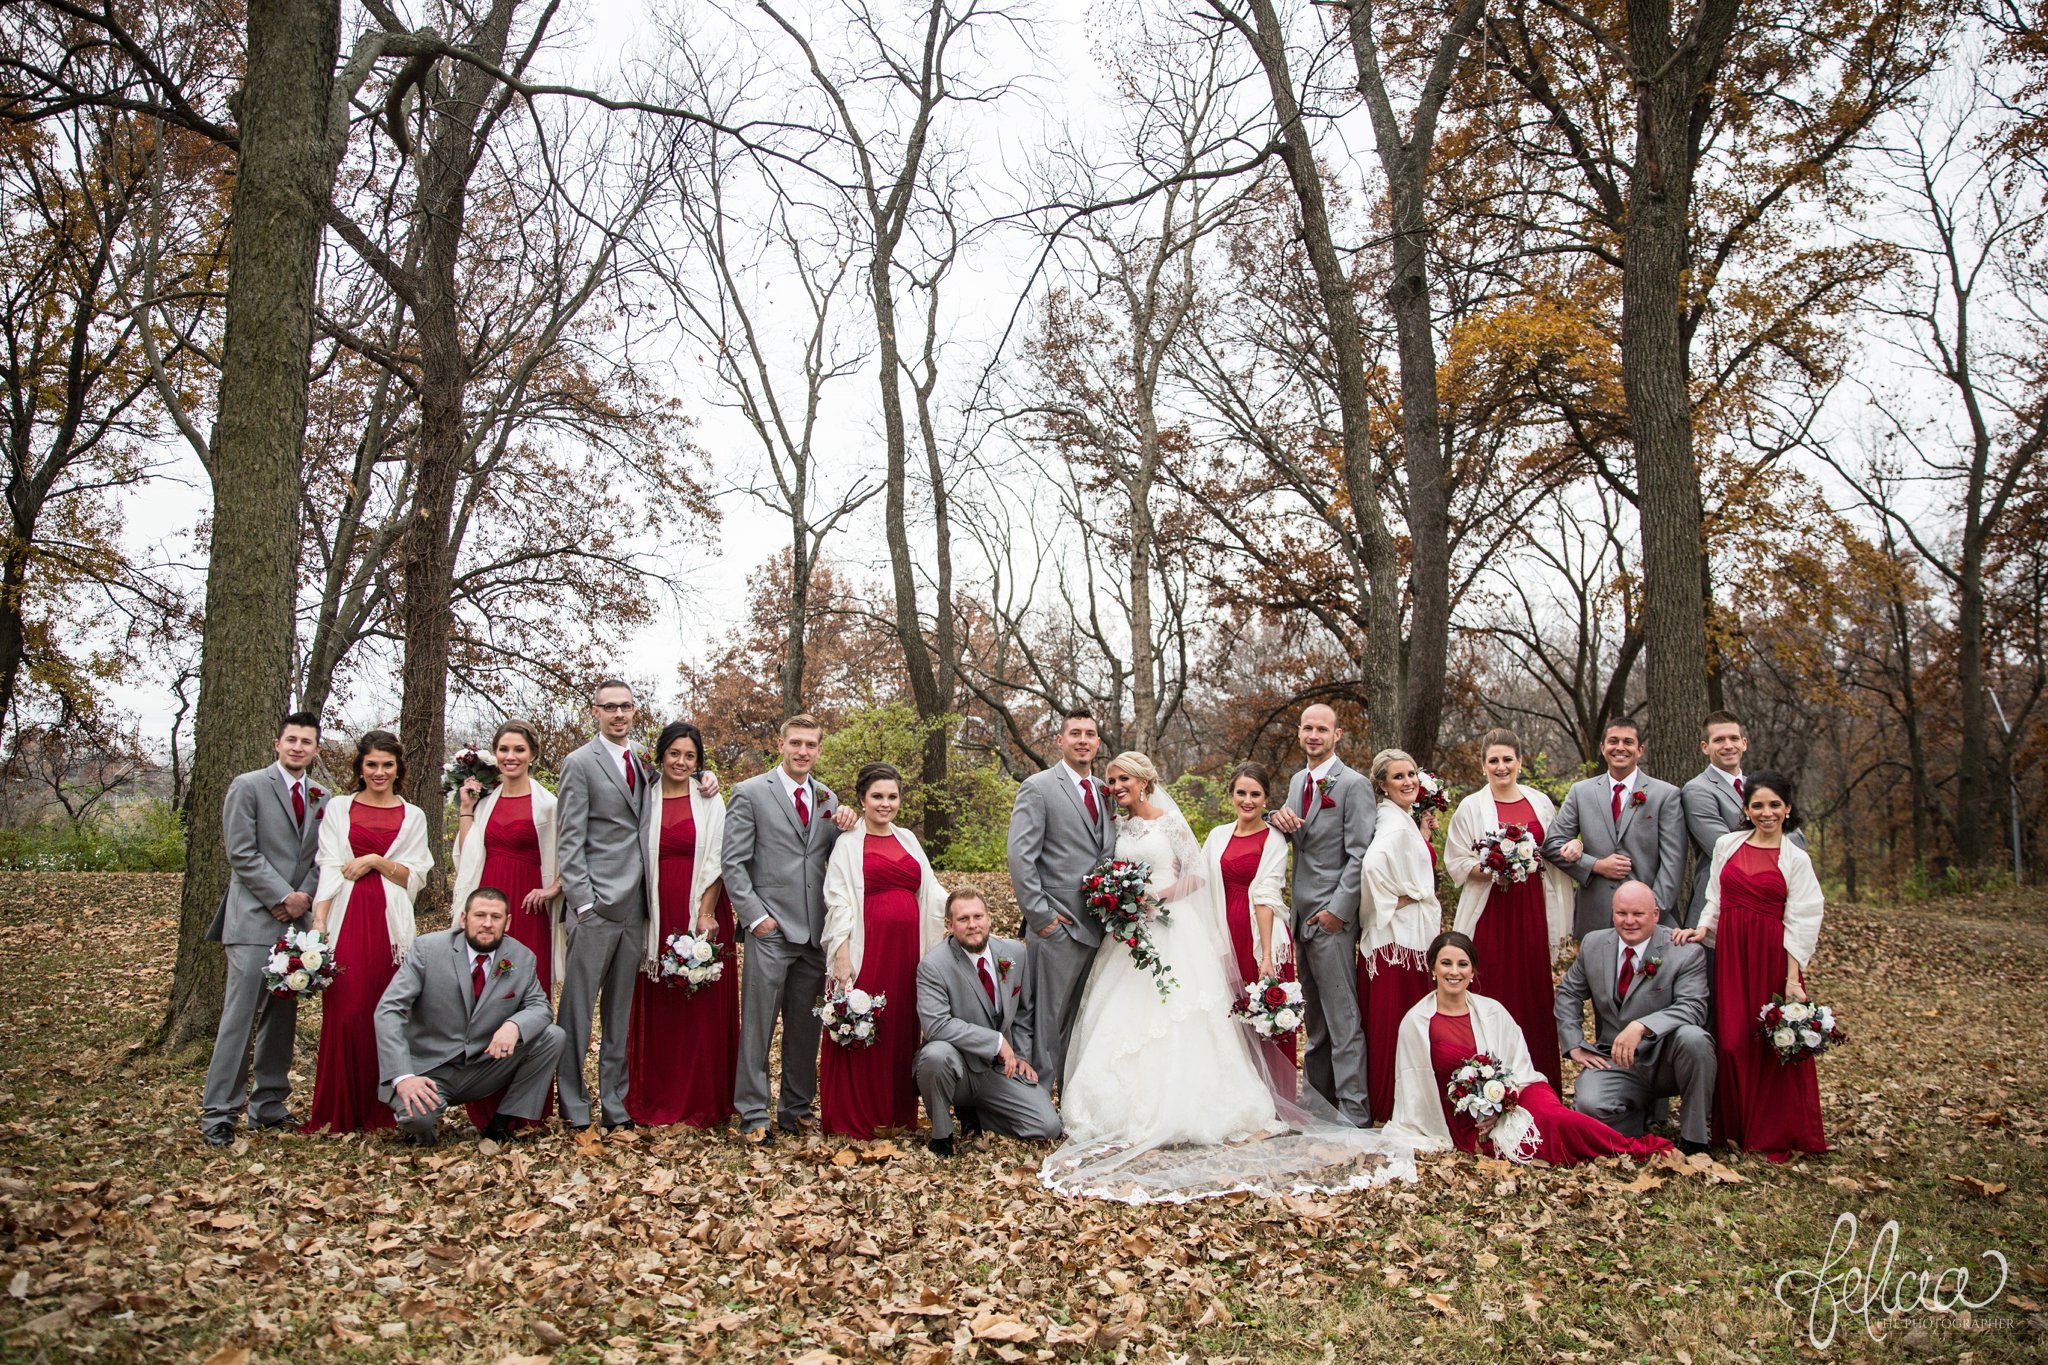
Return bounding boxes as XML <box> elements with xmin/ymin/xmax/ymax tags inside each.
<box><xmin>1389</xmin><ymin>932</ymin><xmax>1672</xmax><ymax>1164</ymax></box>
<box><xmin>304</xmin><ymin>731</ymin><xmax>434</xmax><ymax>1135</ymax></box>
<box><xmin>1205</xmin><ymin>762</ymin><xmax>1297</xmax><ymax>1083</ymax></box>
<box><xmin>1676</xmin><ymin>771</ymin><xmax>1828</xmax><ymax>1161</ymax></box>
<box><xmin>819</xmin><ymin>763</ymin><xmax>948</xmax><ymax>1139</ymax></box>
<box><xmin>1444</xmin><ymin>729</ymin><xmax>1566</xmax><ymax>1093</ymax></box>
<box><xmin>626</xmin><ymin>721</ymin><xmax>740</xmax><ymax>1129</ymax></box>
<box><xmin>1359</xmin><ymin>749</ymin><xmax>1440</xmax><ymax>1124</ymax></box>
<box><xmin>452</xmin><ymin>720</ymin><xmax>561</xmax><ymax>1129</ymax></box>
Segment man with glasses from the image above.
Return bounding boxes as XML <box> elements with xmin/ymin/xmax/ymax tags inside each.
<box><xmin>555</xmin><ymin>678</ymin><xmax>652</xmax><ymax>1131</ymax></box>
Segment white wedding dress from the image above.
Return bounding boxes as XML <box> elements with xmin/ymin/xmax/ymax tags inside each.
<box><xmin>1041</xmin><ymin>806</ymin><xmax>1419</xmax><ymax>1204</ymax></box>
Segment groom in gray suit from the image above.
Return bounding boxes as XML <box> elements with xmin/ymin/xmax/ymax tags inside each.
<box><xmin>377</xmin><ymin>888</ymin><xmax>565</xmax><ymax>1144</ymax></box>
<box><xmin>1004</xmin><ymin>708</ymin><xmax>1115</xmax><ymax>1092</ymax></box>
<box><xmin>723</xmin><ymin>713</ymin><xmax>852</xmax><ymax>1143</ymax></box>
<box><xmin>1554</xmin><ymin>882</ymin><xmax>1715</xmax><ymax>1153</ymax></box>
<box><xmin>1266</xmin><ymin>704</ymin><xmax>1376</xmax><ymax>1126</ymax></box>
<box><xmin>913</xmin><ymin>890</ymin><xmax>1062</xmax><ymax>1156</ymax></box>
<box><xmin>199</xmin><ymin>711</ymin><xmax>328</xmax><ymax>1146</ymax></box>
<box><xmin>1542</xmin><ymin>718</ymin><xmax>1688</xmax><ymax>935</ymax></box>
<box><xmin>555</xmin><ymin>678</ymin><xmax>650</xmax><ymax>1131</ymax></box>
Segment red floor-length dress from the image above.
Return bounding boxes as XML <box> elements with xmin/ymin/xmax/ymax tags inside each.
<box><xmin>819</xmin><ymin>835</ymin><xmax>923</xmax><ymax>1139</ymax></box>
<box><xmin>301</xmin><ymin>801</ymin><xmax>404</xmax><ymax>1134</ymax></box>
<box><xmin>1470</xmin><ymin>798</ymin><xmax>1562</xmax><ymax>1093</ymax></box>
<box><xmin>1221</xmin><ymin>828</ymin><xmax>1298</xmax><ymax>1086</ymax></box>
<box><xmin>1361</xmin><ymin>837</ymin><xmax>1435</xmax><ymax>1124</ymax></box>
<box><xmin>466</xmin><ymin>793</ymin><xmax>554</xmax><ymax>1129</ymax></box>
<box><xmin>1711</xmin><ymin>841</ymin><xmax>1827</xmax><ymax>1161</ymax></box>
<box><xmin>1429</xmin><ymin>1011</ymin><xmax>1670</xmax><ymax>1164</ymax></box>
<box><xmin>626</xmin><ymin>799</ymin><xmax>740</xmax><ymax>1128</ymax></box>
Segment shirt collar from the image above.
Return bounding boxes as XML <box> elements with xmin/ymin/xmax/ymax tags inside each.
<box><xmin>1060</xmin><ymin>762</ymin><xmax>1093</xmax><ymax>792</ymax></box>
<box><xmin>464</xmin><ymin>940</ymin><xmax>492</xmax><ymax>972</ymax></box>
<box><xmin>777</xmin><ymin>766</ymin><xmax>811</xmax><ymax>800</ymax></box>
<box><xmin>599</xmin><ymin>736</ymin><xmax>631</xmax><ymax>764</ymax></box>
<box><xmin>1609</xmin><ymin>769</ymin><xmax>1639</xmax><ymax>796</ymax></box>
<box><xmin>274</xmin><ymin>762</ymin><xmax>305</xmax><ymax>791</ymax></box>
<box><xmin>1306</xmin><ymin>755</ymin><xmax>1337</xmax><ymax>782</ymax></box>
<box><xmin>1720</xmin><ymin>767</ymin><xmax>1745</xmax><ymax>793</ymax></box>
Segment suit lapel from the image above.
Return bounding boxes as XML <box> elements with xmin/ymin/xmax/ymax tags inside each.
<box><xmin>1612</xmin><ymin>776</ymin><xmax>1639</xmax><ymax>842</ymax></box>
<box><xmin>591</xmin><ymin>738</ymin><xmax>632</xmax><ymax>804</ymax></box>
<box><xmin>270</xmin><ymin>767</ymin><xmax>300</xmax><ymax>829</ymax></box>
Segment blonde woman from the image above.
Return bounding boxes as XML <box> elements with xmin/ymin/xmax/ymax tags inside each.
<box><xmin>1358</xmin><ymin>748</ymin><xmax>1440</xmax><ymax>1124</ymax></box>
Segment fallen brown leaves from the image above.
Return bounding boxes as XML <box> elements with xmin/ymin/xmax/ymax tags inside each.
<box><xmin>0</xmin><ymin>872</ymin><xmax>2044</xmax><ymax>1362</ymax></box>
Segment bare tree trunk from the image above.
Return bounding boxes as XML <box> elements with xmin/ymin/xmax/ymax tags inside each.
<box><xmin>156</xmin><ymin>0</ymin><xmax>340</xmax><ymax>1052</ymax></box>
<box><xmin>1344</xmin><ymin>0</ymin><xmax>1487</xmax><ymax>765</ymax></box>
<box><xmin>1620</xmin><ymin>0</ymin><xmax>1738</xmax><ymax>782</ymax></box>
<box><xmin>1226</xmin><ymin>0</ymin><xmax>1402</xmax><ymax>741</ymax></box>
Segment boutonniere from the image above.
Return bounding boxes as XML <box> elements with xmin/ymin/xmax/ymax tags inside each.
<box><xmin>1640</xmin><ymin>955</ymin><xmax>1663</xmax><ymax>980</ymax></box>
<box><xmin>496</xmin><ymin>957</ymin><xmax>514</xmax><ymax>976</ymax></box>
<box><xmin>1314</xmin><ymin>777</ymin><xmax>1337</xmax><ymax>810</ymax></box>
<box><xmin>308</xmin><ymin>785</ymin><xmax>324</xmax><ymax>801</ymax></box>
<box><xmin>1629</xmin><ymin>790</ymin><xmax>1647</xmax><ymax>808</ymax></box>
<box><xmin>996</xmin><ymin>957</ymin><xmax>1015</xmax><ymax>981</ymax></box>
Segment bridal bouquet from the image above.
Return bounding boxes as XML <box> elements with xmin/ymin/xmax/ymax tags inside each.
<box><xmin>1080</xmin><ymin>855</ymin><xmax>1176</xmax><ymax>998</ymax></box>
<box><xmin>1756</xmin><ymin>995</ymin><xmax>1844</xmax><ymax>1064</ymax></box>
<box><xmin>1471</xmin><ymin>822</ymin><xmax>1542</xmax><ymax>884</ymax></box>
<box><xmin>654</xmin><ymin>931</ymin><xmax>724</xmax><ymax>992</ymax></box>
<box><xmin>815</xmin><ymin>988</ymin><xmax>885</xmax><ymax>1048</ymax></box>
<box><xmin>1415</xmin><ymin>769</ymin><xmax>1452</xmax><ymax>816</ymax></box>
<box><xmin>1233</xmin><ymin>974</ymin><xmax>1305</xmax><ymax>1038</ymax></box>
<box><xmin>264</xmin><ymin>929</ymin><xmax>340</xmax><ymax>998</ymax></box>
<box><xmin>441</xmin><ymin>745</ymin><xmax>499</xmax><ymax>795</ymax></box>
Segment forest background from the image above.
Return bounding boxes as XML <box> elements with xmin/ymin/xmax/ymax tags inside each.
<box><xmin>1</xmin><ymin>0</ymin><xmax>2044</xmax><ymax>1046</ymax></box>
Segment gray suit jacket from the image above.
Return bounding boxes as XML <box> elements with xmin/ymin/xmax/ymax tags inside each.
<box><xmin>1553</xmin><ymin>925</ymin><xmax>1707</xmax><ymax>1069</ymax></box>
<box><xmin>721</xmin><ymin>770</ymin><xmax>841</xmax><ymax>943</ymax></box>
<box><xmin>916</xmin><ymin>936</ymin><xmax>1034</xmax><ymax>1075</ymax></box>
<box><xmin>207</xmin><ymin>765</ymin><xmax>327</xmax><ymax>945</ymax></box>
<box><xmin>1682</xmin><ymin>768</ymin><xmax>1808</xmax><ymax>927</ymax></box>
<box><xmin>1542</xmin><ymin>772</ymin><xmax>1687</xmax><ymax>933</ymax></box>
<box><xmin>1279</xmin><ymin>758</ymin><xmax>1375</xmax><ymax>926</ymax></box>
<box><xmin>556</xmin><ymin>736</ymin><xmax>649</xmax><ymax>921</ymax></box>
<box><xmin>1006</xmin><ymin>766</ymin><xmax>1115</xmax><ymax>946</ymax></box>
<box><xmin>374</xmin><ymin>928</ymin><xmax>554</xmax><ymax>1097</ymax></box>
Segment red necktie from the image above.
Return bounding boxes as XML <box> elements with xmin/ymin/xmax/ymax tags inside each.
<box><xmin>1082</xmin><ymin>779</ymin><xmax>1099</xmax><ymax>824</ymax></box>
<box><xmin>978</xmin><ymin>957</ymin><xmax>997</xmax><ymax>1007</ymax></box>
<box><xmin>1617</xmin><ymin>946</ymin><xmax>1635</xmax><ymax>999</ymax></box>
<box><xmin>1301</xmin><ymin>774</ymin><xmax>1313</xmax><ymax>816</ymax></box>
<box><xmin>1611</xmin><ymin>781</ymin><xmax>1624</xmax><ymax>824</ymax></box>
<box><xmin>1733</xmin><ymin>776</ymin><xmax>1745</xmax><ymax>800</ymax></box>
<box><xmin>794</xmin><ymin>786</ymin><xmax>811</xmax><ymax>828</ymax></box>
<box><xmin>292</xmin><ymin>780</ymin><xmax>306</xmax><ymax>828</ymax></box>
<box><xmin>624</xmin><ymin>753</ymin><xmax>636</xmax><ymax>793</ymax></box>
<box><xmin>472</xmin><ymin>955</ymin><xmax>487</xmax><ymax>1002</ymax></box>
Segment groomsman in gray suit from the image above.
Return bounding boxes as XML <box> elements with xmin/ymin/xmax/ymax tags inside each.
<box><xmin>199</xmin><ymin>711</ymin><xmax>328</xmax><ymax>1146</ymax></box>
<box><xmin>377</xmin><ymin>888</ymin><xmax>565</xmax><ymax>1144</ymax></box>
<box><xmin>1682</xmin><ymin>710</ymin><xmax>1806</xmax><ymax>928</ymax></box>
<box><xmin>555</xmin><ymin>678</ymin><xmax>651</xmax><ymax>1131</ymax></box>
<box><xmin>723</xmin><ymin>713</ymin><xmax>853</xmax><ymax>1144</ymax></box>
<box><xmin>1004</xmin><ymin>708</ymin><xmax>1115</xmax><ymax>1092</ymax></box>
<box><xmin>1542</xmin><ymin>718</ymin><xmax>1688</xmax><ymax>935</ymax></box>
<box><xmin>1554</xmin><ymin>882</ymin><xmax>1715</xmax><ymax>1153</ymax></box>
<box><xmin>1266</xmin><ymin>704</ymin><xmax>1375</xmax><ymax>1126</ymax></box>
<box><xmin>913</xmin><ymin>889</ymin><xmax>1062</xmax><ymax>1156</ymax></box>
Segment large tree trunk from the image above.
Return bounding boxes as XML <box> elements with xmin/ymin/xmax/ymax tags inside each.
<box><xmin>394</xmin><ymin>1</ymin><xmax>523</xmax><ymax>912</ymax></box>
<box><xmin>1620</xmin><ymin>0</ymin><xmax>1738</xmax><ymax>783</ymax></box>
<box><xmin>1127</xmin><ymin>383</ymin><xmax>1162</xmax><ymax>756</ymax></box>
<box><xmin>1239</xmin><ymin>0</ymin><xmax>1402</xmax><ymax>742</ymax></box>
<box><xmin>156</xmin><ymin>0</ymin><xmax>340</xmax><ymax>1052</ymax></box>
<box><xmin>0</xmin><ymin>541</ymin><xmax>28</xmax><ymax>732</ymax></box>
<box><xmin>1954</xmin><ymin>532</ymin><xmax>1990</xmax><ymax>867</ymax></box>
<box><xmin>783</xmin><ymin>522</ymin><xmax>811</xmax><ymax>713</ymax></box>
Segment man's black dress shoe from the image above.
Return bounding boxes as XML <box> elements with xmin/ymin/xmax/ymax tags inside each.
<box><xmin>201</xmin><ymin>1125</ymin><xmax>235</xmax><ymax>1147</ymax></box>
<box><xmin>927</xmin><ymin>1136</ymin><xmax>954</xmax><ymax>1158</ymax></box>
<box><xmin>956</xmin><ymin>1106</ymin><xmax>984</xmax><ymax>1137</ymax></box>
<box><xmin>479</xmin><ymin>1115</ymin><xmax>520</xmax><ymax>1143</ymax></box>
<box><xmin>401</xmin><ymin>1130</ymin><xmax>438</xmax><ymax>1148</ymax></box>
<box><xmin>1679</xmin><ymin>1138</ymin><xmax>1713</xmax><ymax>1156</ymax></box>
<box><xmin>251</xmin><ymin>1111</ymin><xmax>298</xmax><ymax>1131</ymax></box>
<box><xmin>603</xmin><ymin>1120</ymin><xmax>636</xmax><ymax>1134</ymax></box>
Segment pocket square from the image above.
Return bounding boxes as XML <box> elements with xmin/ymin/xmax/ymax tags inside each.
<box><xmin>500</xmin><ymin>991</ymin><xmax>514</xmax><ymax>1000</ymax></box>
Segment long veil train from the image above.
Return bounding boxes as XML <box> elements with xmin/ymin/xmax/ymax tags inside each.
<box><xmin>1039</xmin><ymin>789</ymin><xmax>1417</xmax><ymax>1204</ymax></box>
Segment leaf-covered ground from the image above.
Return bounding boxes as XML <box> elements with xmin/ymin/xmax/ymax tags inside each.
<box><xmin>0</xmin><ymin>873</ymin><xmax>2043</xmax><ymax>1363</ymax></box>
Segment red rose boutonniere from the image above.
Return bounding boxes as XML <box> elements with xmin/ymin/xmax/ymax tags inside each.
<box><xmin>996</xmin><ymin>956</ymin><xmax>1014</xmax><ymax>981</ymax></box>
<box><xmin>1629</xmin><ymin>790</ymin><xmax>1647</xmax><ymax>808</ymax></box>
<box><xmin>1640</xmin><ymin>955</ymin><xmax>1662</xmax><ymax>980</ymax></box>
<box><xmin>1314</xmin><ymin>776</ymin><xmax>1337</xmax><ymax>810</ymax></box>
<box><xmin>496</xmin><ymin>957</ymin><xmax>514</xmax><ymax>975</ymax></box>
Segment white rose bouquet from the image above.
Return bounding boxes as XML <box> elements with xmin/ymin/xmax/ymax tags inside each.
<box><xmin>263</xmin><ymin>928</ymin><xmax>340</xmax><ymax>998</ymax></box>
<box><xmin>815</xmin><ymin>986</ymin><xmax>886</xmax><ymax>1048</ymax></box>
<box><xmin>1471</xmin><ymin>821</ymin><xmax>1542</xmax><ymax>884</ymax></box>
<box><xmin>654</xmin><ymin>931</ymin><xmax>725</xmax><ymax>992</ymax></box>
<box><xmin>1232</xmin><ymin>974</ymin><xmax>1306</xmax><ymax>1038</ymax></box>
<box><xmin>1756</xmin><ymin>995</ymin><xmax>1844</xmax><ymax>1065</ymax></box>
<box><xmin>1447</xmin><ymin>1051</ymin><xmax>1542</xmax><ymax>1160</ymax></box>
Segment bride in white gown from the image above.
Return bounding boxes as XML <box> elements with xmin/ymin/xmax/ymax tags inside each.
<box><xmin>1042</xmin><ymin>752</ymin><xmax>1417</xmax><ymax>1203</ymax></box>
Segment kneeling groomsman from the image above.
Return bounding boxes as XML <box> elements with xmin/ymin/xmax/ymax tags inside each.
<box><xmin>376</xmin><ymin>888</ymin><xmax>565</xmax><ymax>1144</ymax></box>
<box><xmin>1553</xmin><ymin>882</ymin><xmax>1716</xmax><ymax>1154</ymax></box>
<box><xmin>914</xmin><ymin>890</ymin><xmax>1062</xmax><ymax>1156</ymax></box>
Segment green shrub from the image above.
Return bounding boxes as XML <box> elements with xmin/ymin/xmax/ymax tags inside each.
<box><xmin>812</xmin><ymin>702</ymin><xmax>1020</xmax><ymax>871</ymax></box>
<box><xmin>0</xmin><ymin>800</ymin><xmax>186</xmax><ymax>872</ymax></box>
